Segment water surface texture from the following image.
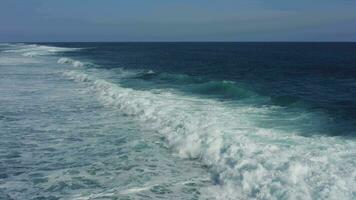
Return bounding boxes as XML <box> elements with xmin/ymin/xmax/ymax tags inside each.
<box><xmin>1</xmin><ymin>43</ymin><xmax>356</xmax><ymax>200</ymax></box>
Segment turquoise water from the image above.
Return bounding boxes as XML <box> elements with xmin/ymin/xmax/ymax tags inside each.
<box><xmin>1</xmin><ymin>43</ymin><xmax>356</xmax><ymax>199</ymax></box>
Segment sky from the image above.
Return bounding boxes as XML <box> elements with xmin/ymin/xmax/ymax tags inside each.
<box><xmin>1</xmin><ymin>0</ymin><xmax>356</xmax><ymax>42</ymax></box>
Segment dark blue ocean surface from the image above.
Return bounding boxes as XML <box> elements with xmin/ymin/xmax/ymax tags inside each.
<box><xmin>1</xmin><ymin>43</ymin><xmax>356</xmax><ymax>199</ymax></box>
<box><xmin>55</xmin><ymin>42</ymin><xmax>356</xmax><ymax>136</ymax></box>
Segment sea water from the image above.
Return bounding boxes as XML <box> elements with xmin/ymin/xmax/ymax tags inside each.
<box><xmin>0</xmin><ymin>43</ymin><xmax>355</xmax><ymax>199</ymax></box>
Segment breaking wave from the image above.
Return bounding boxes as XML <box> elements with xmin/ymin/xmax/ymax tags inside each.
<box><xmin>57</xmin><ymin>57</ymin><xmax>85</xmax><ymax>67</ymax></box>
<box><xmin>63</xmin><ymin>69</ymin><xmax>356</xmax><ymax>200</ymax></box>
<box><xmin>4</xmin><ymin>44</ymin><xmax>80</xmax><ymax>57</ymax></box>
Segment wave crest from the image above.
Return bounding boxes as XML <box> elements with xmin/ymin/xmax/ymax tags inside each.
<box><xmin>58</xmin><ymin>57</ymin><xmax>90</xmax><ymax>67</ymax></box>
<box><xmin>4</xmin><ymin>44</ymin><xmax>80</xmax><ymax>57</ymax></box>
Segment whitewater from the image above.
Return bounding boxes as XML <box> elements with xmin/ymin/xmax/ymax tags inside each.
<box><xmin>0</xmin><ymin>43</ymin><xmax>355</xmax><ymax>200</ymax></box>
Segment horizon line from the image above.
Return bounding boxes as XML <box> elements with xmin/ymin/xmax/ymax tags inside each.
<box><xmin>1</xmin><ymin>41</ymin><xmax>356</xmax><ymax>43</ymax></box>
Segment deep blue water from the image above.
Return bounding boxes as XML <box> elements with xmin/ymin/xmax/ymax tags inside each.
<box><xmin>57</xmin><ymin>42</ymin><xmax>356</xmax><ymax>136</ymax></box>
<box><xmin>1</xmin><ymin>43</ymin><xmax>356</xmax><ymax>199</ymax></box>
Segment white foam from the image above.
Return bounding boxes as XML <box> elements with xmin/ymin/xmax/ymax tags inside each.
<box><xmin>147</xmin><ymin>70</ymin><xmax>155</xmax><ymax>74</ymax></box>
<box><xmin>57</xmin><ymin>57</ymin><xmax>74</xmax><ymax>64</ymax></box>
<box><xmin>120</xmin><ymin>186</ymin><xmax>151</xmax><ymax>195</ymax></box>
<box><xmin>22</xmin><ymin>51</ymin><xmax>42</xmax><ymax>57</ymax></box>
<box><xmin>63</xmin><ymin>69</ymin><xmax>356</xmax><ymax>200</ymax></box>
<box><xmin>58</xmin><ymin>57</ymin><xmax>85</xmax><ymax>67</ymax></box>
<box><xmin>4</xmin><ymin>44</ymin><xmax>80</xmax><ymax>57</ymax></box>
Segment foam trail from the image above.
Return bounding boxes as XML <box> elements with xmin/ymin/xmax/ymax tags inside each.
<box><xmin>63</xmin><ymin>69</ymin><xmax>356</xmax><ymax>200</ymax></box>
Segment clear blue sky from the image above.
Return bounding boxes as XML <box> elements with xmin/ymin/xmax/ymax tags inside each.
<box><xmin>1</xmin><ymin>0</ymin><xmax>356</xmax><ymax>42</ymax></box>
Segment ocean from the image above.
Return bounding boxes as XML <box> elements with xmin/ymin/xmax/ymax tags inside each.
<box><xmin>0</xmin><ymin>42</ymin><xmax>355</xmax><ymax>199</ymax></box>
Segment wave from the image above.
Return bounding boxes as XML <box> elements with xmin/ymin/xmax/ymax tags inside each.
<box><xmin>4</xmin><ymin>44</ymin><xmax>80</xmax><ymax>57</ymax></box>
<box><xmin>135</xmin><ymin>71</ymin><xmax>201</xmax><ymax>84</ymax></box>
<box><xmin>193</xmin><ymin>80</ymin><xmax>254</xmax><ymax>99</ymax></box>
<box><xmin>22</xmin><ymin>51</ymin><xmax>43</xmax><ymax>57</ymax></box>
<box><xmin>134</xmin><ymin>70</ymin><xmax>157</xmax><ymax>79</ymax></box>
<box><xmin>57</xmin><ymin>57</ymin><xmax>85</xmax><ymax>67</ymax></box>
<box><xmin>135</xmin><ymin>71</ymin><xmax>255</xmax><ymax>100</ymax></box>
<box><xmin>63</xmin><ymin>69</ymin><xmax>356</xmax><ymax>200</ymax></box>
